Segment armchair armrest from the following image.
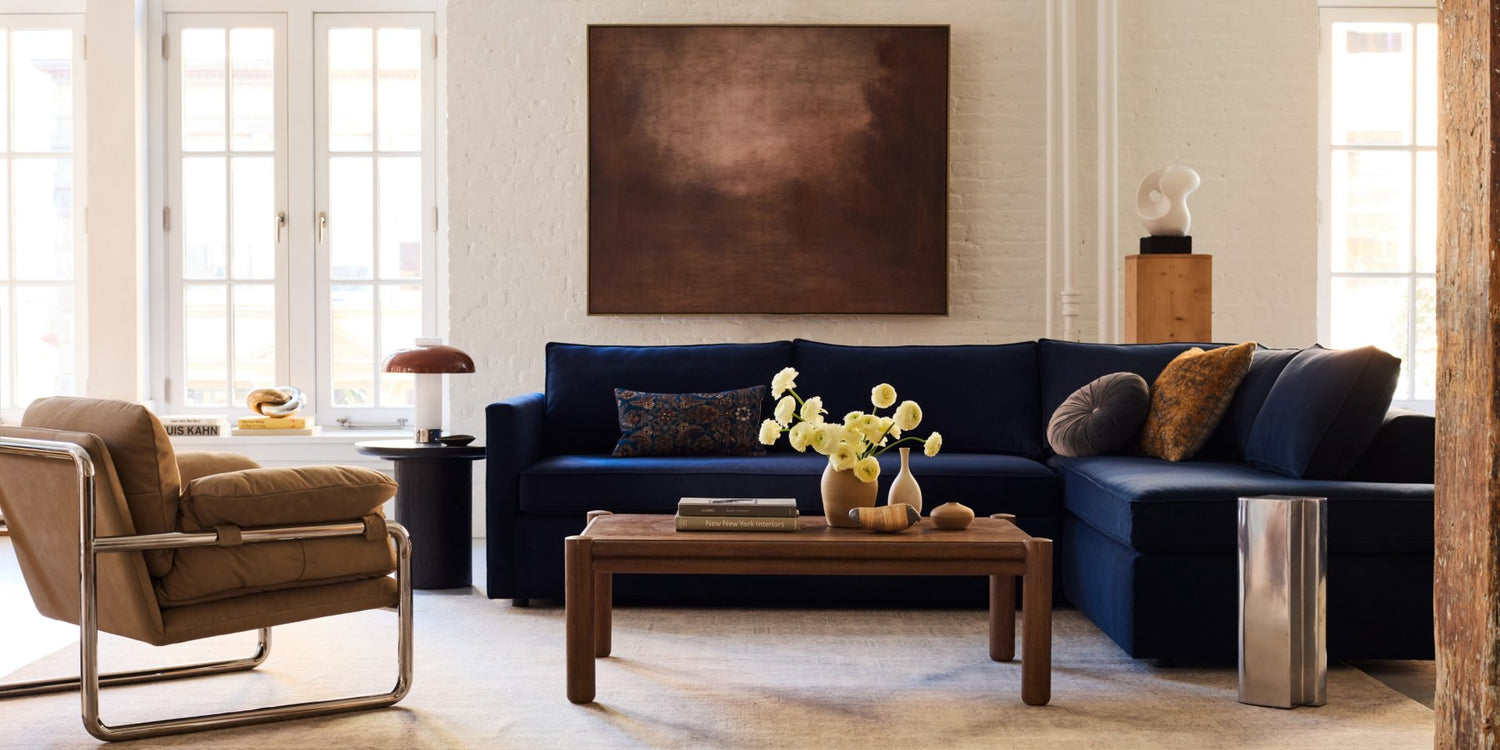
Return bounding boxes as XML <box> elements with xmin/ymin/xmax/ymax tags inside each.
<box><xmin>177</xmin><ymin>451</ymin><xmax>262</xmax><ymax>484</ymax></box>
<box><xmin>485</xmin><ymin>391</ymin><xmax>545</xmax><ymax>597</ymax></box>
<box><xmin>181</xmin><ymin>466</ymin><xmax>396</xmax><ymax>529</ymax></box>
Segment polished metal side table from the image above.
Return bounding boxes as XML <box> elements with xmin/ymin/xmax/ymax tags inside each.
<box><xmin>356</xmin><ymin>439</ymin><xmax>485</xmax><ymax>589</ymax></box>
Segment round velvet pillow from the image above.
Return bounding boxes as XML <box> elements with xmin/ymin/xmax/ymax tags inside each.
<box><xmin>1047</xmin><ymin>372</ymin><xmax>1151</xmax><ymax>457</ymax></box>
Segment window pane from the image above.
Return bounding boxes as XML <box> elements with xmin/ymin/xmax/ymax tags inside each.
<box><xmin>11</xmin><ymin>30</ymin><xmax>71</xmax><ymax>153</ymax></box>
<box><xmin>0</xmin><ymin>161</ymin><xmax>8</xmax><ymax>280</ymax></box>
<box><xmin>232</xmin><ymin>284</ymin><xmax>275</xmax><ymax>403</ymax></box>
<box><xmin>378</xmin><ymin>284</ymin><xmax>421</xmax><ymax>406</ymax></box>
<box><xmin>378</xmin><ymin>157</ymin><xmax>421</xmax><ymax>279</ymax></box>
<box><xmin>183</xmin><ymin>284</ymin><xmax>228</xmax><ymax>406</ymax></box>
<box><xmin>181</xmin><ymin>28</ymin><xmax>226</xmax><ymax>152</ymax></box>
<box><xmin>1331</xmin><ymin>149</ymin><xmax>1411</xmax><ymax>273</ymax></box>
<box><xmin>15</xmin><ymin>285</ymin><xmax>75</xmax><ymax>403</ymax></box>
<box><xmin>0</xmin><ymin>287</ymin><xmax>8</xmax><ymax>406</ymax></box>
<box><xmin>1414</xmin><ymin>278</ymin><xmax>1435</xmax><ymax>401</ymax></box>
<box><xmin>328</xmin><ymin>28</ymin><xmax>372</xmax><ymax>152</ymax></box>
<box><xmin>1415</xmin><ymin>23</ymin><xmax>1437</xmax><ymax>147</ymax></box>
<box><xmin>229</xmin><ymin>27</ymin><xmax>274</xmax><ymax>152</ymax></box>
<box><xmin>1331</xmin><ymin>276</ymin><xmax>1411</xmax><ymax>398</ymax></box>
<box><xmin>183</xmin><ymin>156</ymin><xmax>227</xmax><ymax>279</ymax></box>
<box><xmin>230</xmin><ymin>156</ymin><xmax>274</xmax><ymax>279</ymax></box>
<box><xmin>330</xmin><ymin>156</ymin><xmax>373</xmax><ymax>279</ymax></box>
<box><xmin>13</xmin><ymin>158</ymin><xmax>72</xmax><ymax>280</ymax></box>
<box><xmin>1331</xmin><ymin>22</ymin><xmax>1412</xmax><ymax>146</ymax></box>
<box><xmin>0</xmin><ymin>33</ymin><xmax>10</xmax><ymax>152</ymax></box>
<box><xmin>376</xmin><ymin>28</ymin><xmax>420</xmax><ymax>152</ymax></box>
<box><xmin>331</xmin><ymin>284</ymin><xmax>374</xmax><ymax>406</ymax></box>
<box><xmin>1416</xmin><ymin>150</ymin><xmax>1436</xmax><ymax>273</ymax></box>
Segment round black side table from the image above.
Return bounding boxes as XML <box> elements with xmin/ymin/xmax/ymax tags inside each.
<box><xmin>355</xmin><ymin>439</ymin><xmax>485</xmax><ymax>590</ymax></box>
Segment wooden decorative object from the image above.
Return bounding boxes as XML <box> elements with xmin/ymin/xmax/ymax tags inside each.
<box><xmin>849</xmin><ymin>503</ymin><xmax>921</xmax><ymax>533</ymax></box>
<box><xmin>587</xmin><ymin>25</ymin><xmax>949</xmax><ymax>314</ymax></box>
<box><xmin>1436</xmin><ymin>3</ymin><xmax>1500</xmax><ymax>745</ymax></box>
<box><xmin>1123</xmin><ymin>254</ymin><xmax>1212</xmax><ymax>343</ymax></box>
<box><xmin>930</xmin><ymin>502</ymin><xmax>975</xmax><ymax>530</ymax></box>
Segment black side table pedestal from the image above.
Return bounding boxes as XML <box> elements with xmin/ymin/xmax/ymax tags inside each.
<box><xmin>356</xmin><ymin>439</ymin><xmax>485</xmax><ymax>590</ymax></box>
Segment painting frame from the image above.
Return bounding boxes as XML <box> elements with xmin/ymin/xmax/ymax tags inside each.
<box><xmin>587</xmin><ymin>24</ymin><xmax>950</xmax><ymax>315</ymax></box>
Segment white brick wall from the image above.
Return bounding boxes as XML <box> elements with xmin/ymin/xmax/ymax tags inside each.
<box><xmin>445</xmin><ymin>1</ymin><xmax>1318</xmax><ymax>524</ymax></box>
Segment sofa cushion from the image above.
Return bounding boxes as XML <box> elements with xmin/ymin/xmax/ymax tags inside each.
<box><xmin>1198</xmin><ymin>346</ymin><xmax>1301</xmax><ymax>460</ymax></box>
<box><xmin>1138</xmin><ymin>342</ymin><xmax>1255</xmax><ymax>461</ymax></box>
<box><xmin>1037</xmin><ymin>339</ymin><xmax>1211</xmax><ymax>449</ymax></box>
<box><xmin>1244</xmin><ymin>345</ymin><xmax>1401</xmax><ymax>479</ymax></box>
<box><xmin>612</xmin><ymin>386</ymin><xmax>768</xmax><ymax>457</ymax></box>
<box><xmin>544</xmin><ymin>341</ymin><xmax>793</xmax><ymax>455</ymax></box>
<box><xmin>1053</xmin><ymin>455</ymin><xmax>1433</xmax><ymax>555</ymax></box>
<box><xmin>520</xmin><ymin>452</ymin><xmax>1062</xmax><ymax>518</ymax></box>
<box><xmin>792</xmin><ymin>339</ymin><xmax>1042</xmax><ymax>456</ymax></box>
<box><xmin>1345</xmin><ymin>408</ymin><xmax>1435</xmax><ymax>484</ymax></box>
<box><xmin>1046</xmin><ymin>372</ymin><xmax>1149</xmax><ymax>457</ymax></box>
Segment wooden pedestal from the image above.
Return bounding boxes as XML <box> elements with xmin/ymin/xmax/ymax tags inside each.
<box><xmin>1124</xmin><ymin>253</ymin><xmax>1212</xmax><ymax>343</ymax></box>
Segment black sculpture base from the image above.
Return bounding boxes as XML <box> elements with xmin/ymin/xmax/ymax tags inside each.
<box><xmin>1140</xmin><ymin>235</ymin><xmax>1192</xmax><ymax>254</ymax></box>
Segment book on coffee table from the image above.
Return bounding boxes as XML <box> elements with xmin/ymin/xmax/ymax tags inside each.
<box><xmin>676</xmin><ymin>497</ymin><xmax>798</xmax><ymax>517</ymax></box>
<box><xmin>673</xmin><ymin>513</ymin><xmax>799</xmax><ymax>532</ymax></box>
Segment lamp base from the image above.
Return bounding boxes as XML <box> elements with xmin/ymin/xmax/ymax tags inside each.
<box><xmin>415</xmin><ymin>428</ymin><xmax>444</xmax><ymax>444</ymax></box>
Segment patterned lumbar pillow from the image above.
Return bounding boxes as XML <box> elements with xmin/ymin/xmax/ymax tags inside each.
<box><xmin>1138</xmin><ymin>342</ymin><xmax>1257</xmax><ymax>461</ymax></box>
<box><xmin>612</xmin><ymin>386</ymin><xmax>768</xmax><ymax>457</ymax></box>
<box><xmin>1047</xmin><ymin>372</ymin><xmax>1151</xmax><ymax>457</ymax></box>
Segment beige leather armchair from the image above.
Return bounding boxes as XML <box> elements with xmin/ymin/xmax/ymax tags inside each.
<box><xmin>0</xmin><ymin>397</ymin><xmax>412</xmax><ymax>741</ymax></box>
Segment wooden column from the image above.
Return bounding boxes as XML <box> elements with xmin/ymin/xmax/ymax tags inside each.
<box><xmin>1436</xmin><ymin>1</ymin><xmax>1500</xmax><ymax>746</ymax></box>
<box><xmin>1123</xmin><ymin>254</ymin><xmax>1212</xmax><ymax>343</ymax></box>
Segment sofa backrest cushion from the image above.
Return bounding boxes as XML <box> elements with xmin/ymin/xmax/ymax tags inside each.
<box><xmin>1244</xmin><ymin>344</ymin><xmax>1401</xmax><ymax>479</ymax></box>
<box><xmin>544</xmin><ymin>341</ymin><xmax>794</xmax><ymax>455</ymax></box>
<box><xmin>791</xmin><ymin>339</ymin><xmax>1042</xmax><ymax>456</ymax></box>
<box><xmin>1037</xmin><ymin>339</ymin><xmax>1208</xmax><ymax>449</ymax></box>
<box><xmin>1197</xmin><ymin>346</ymin><xmax>1301</xmax><ymax>460</ymax></box>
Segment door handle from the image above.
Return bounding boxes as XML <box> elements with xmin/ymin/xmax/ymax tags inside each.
<box><xmin>274</xmin><ymin>211</ymin><xmax>286</xmax><ymax>243</ymax></box>
<box><xmin>317</xmin><ymin>211</ymin><xmax>327</xmax><ymax>244</ymax></box>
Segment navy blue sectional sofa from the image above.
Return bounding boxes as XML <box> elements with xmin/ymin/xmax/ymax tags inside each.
<box><xmin>485</xmin><ymin>339</ymin><xmax>1435</xmax><ymax>661</ymax></box>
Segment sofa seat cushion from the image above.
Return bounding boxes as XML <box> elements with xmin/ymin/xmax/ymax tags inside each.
<box><xmin>1052</xmin><ymin>455</ymin><xmax>1432</xmax><ymax>555</ymax></box>
<box><xmin>520</xmin><ymin>453</ymin><xmax>1062</xmax><ymax>518</ymax></box>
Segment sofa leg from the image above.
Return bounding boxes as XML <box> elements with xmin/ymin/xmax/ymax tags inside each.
<box><xmin>512</xmin><ymin>597</ymin><xmax>530</xmax><ymax>607</ymax></box>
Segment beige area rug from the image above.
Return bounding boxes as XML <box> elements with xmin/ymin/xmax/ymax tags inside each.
<box><xmin>0</xmin><ymin>594</ymin><xmax>1433</xmax><ymax>749</ymax></box>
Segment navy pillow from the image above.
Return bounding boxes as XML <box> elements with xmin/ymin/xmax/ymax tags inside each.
<box><xmin>1244</xmin><ymin>345</ymin><xmax>1401</xmax><ymax>479</ymax></box>
<box><xmin>612</xmin><ymin>386</ymin><xmax>768</xmax><ymax>457</ymax></box>
<box><xmin>792</xmin><ymin>339</ymin><xmax>1042</xmax><ymax>456</ymax></box>
<box><xmin>544</xmin><ymin>342</ymin><xmax>793</xmax><ymax>455</ymax></box>
<box><xmin>1198</xmin><ymin>346</ymin><xmax>1300</xmax><ymax>460</ymax></box>
<box><xmin>1037</xmin><ymin>339</ymin><xmax>1213</xmax><ymax>447</ymax></box>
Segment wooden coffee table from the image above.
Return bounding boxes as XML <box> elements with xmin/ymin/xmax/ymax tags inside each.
<box><xmin>565</xmin><ymin>511</ymin><xmax>1052</xmax><ymax>706</ymax></box>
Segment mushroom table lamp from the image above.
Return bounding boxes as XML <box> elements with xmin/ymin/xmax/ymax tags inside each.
<box><xmin>382</xmin><ymin>338</ymin><xmax>476</xmax><ymax>443</ymax></box>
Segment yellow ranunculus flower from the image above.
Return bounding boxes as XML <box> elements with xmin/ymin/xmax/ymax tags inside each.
<box><xmin>894</xmin><ymin>400</ymin><xmax>924</xmax><ymax>431</ymax></box>
<box><xmin>758</xmin><ymin>419</ymin><xmax>782</xmax><ymax>445</ymax></box>
<box><xmin>809</xmin><ymin>423</ymin><xmax>838</xmax><ymax>455</ymax></box>
<box><xmin>800</xmin><ymin>396</ymin><xmax>826</xmax><ymax>425</ymax></box>
<box><xmin>771</xmin><ymin>367</ymin><xmax>799</xmax><ymax>399</ymax></box>
<box><xmin>774</xmin><ymin>395</ymin><xmax>796</xmax><ymax>427</ymax></box>
<box><xmin>924</xmin><ymin>431</ymin><xmax>943</xmax><ymax>457</ymax></box>
<box><xmin>843</xmin><ymin>410</ymin><xmax>864</xmax><ymax>426</ymax></box>
<box><xmin>871</xmin><ymin>383</ymin><xmax>897</xmax><ymax>409</ymax></box>
<box><xmin>841</xmin><ymin>425</ymin><xmax>867</xmax><ymax>448</ymax></box>
<box><xmin>830</xmin><ymin>443</ymin><xmax>858</xmax><ymax>471</ymax></box>
<box><xmin>853</xmin><ymin>456</ymin><xmax>881</xmax><ymax>483</ymax></box>
<box><xmin>788</xmin><ymin>422</ymin><xmax>814</xmax><ymax>452</ymax></box>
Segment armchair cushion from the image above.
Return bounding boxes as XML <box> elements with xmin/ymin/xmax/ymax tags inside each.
<box><xmin>180</xmin><ymin>466</ymin><xmax>396</xmax><ymax>529</ymax></box>
<box><xmin>177</xmin><ymin>451</ymin><xmax>262</xmax><ymax>484</ymax></box>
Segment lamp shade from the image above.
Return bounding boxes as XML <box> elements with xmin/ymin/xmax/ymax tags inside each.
<box><xmin>382</xmin><ymin>344</ymin><xmax>476</xmax><ymax>374</ymax></box>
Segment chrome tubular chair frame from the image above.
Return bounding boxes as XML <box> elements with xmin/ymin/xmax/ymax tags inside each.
<box><xmin>0</xmin><ymin>436</ymin><xmax>414</xmax><ymax>742</ymax></box>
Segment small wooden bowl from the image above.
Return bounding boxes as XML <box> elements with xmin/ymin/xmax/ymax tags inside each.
<box><xmin>930</xmin><ymin>502</ymin><xmax>975</xmax><ymax>530</ymax></box>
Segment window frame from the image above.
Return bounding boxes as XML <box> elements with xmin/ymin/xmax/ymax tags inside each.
<box><xmin>148</xmin><ymin>0</ymin><xmax>443</xmax><ymax>426</ymax></box>
<box><xmin>0</xmin><ymin>13</ymin><xmax>87</xmax><ymax>422</ymax></box>
<box><xmin>1316</xmin><ymin>5</ymin><xmax>1437</xmax><ymax>412</ymax></box>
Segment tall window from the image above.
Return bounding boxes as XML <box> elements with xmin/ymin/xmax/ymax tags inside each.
<box><xmin>0</xmin><ymin>17</ymin><xmax>85</xmax><ymax>416</ymax></box>
<box><xmin>1319</xmin><ymin>8</ymin><xmax>1437</xmax><ymax>407</ymax></box>
<box><xmin>159</xmin><ymin>8</ymin><xmax>436</xmax><ymax>421</ymax></box>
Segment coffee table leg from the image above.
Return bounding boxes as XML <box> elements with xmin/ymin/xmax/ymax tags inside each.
<box><xmin>1022</xmin><ymin>537</ymin><xmax>1053</xmax><ymax>706</ymax></box>
<box><xmin>565</xmin><ymin>535</ymin><xmax>595</xmax><ymax>704</ymax></box>
<box><xmin>989</xmin><ymin>574</ymin><xmax>1016</xmax><ymax>661</ymax></box>
<box><xmin>595</xmin><ymin>572</ymin><xmax>613</xmax><ymax>657</ymax></box>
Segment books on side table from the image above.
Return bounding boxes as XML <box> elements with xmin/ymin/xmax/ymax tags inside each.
<box><xmin>230</xmin><ymin>416</ymin><xmax>322</xmax><ymax>436</ymax></box>
<box><xmin>158</xmin><ymin>415</ymin><xmax>229</xmax><ymax>437</ymax></box>
<box><xmin>674</xmin><ymin>497</ymin><xmax>799</xmax><ymax>532</ymax></box>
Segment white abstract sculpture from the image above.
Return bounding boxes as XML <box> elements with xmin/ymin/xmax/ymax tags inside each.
<box><xmin>1136</xmin><ymin>165</ymin><xmax>1201</xmax><ymax>237</ymax></box>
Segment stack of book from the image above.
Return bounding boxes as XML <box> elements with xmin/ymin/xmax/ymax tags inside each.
<box><xmin>674</xmin><ymin>497</ymin><xmax>799</xmax><ymax>532</ymax></box>
<box><xmin>158</xmin><ymin>415</ymin><xmax>229</xmax><ymax>437</ymax></box>
<box><xmin>231</xmin><ymin>415</ymin><xmax>321</xmax><ymax>436</ymax></box>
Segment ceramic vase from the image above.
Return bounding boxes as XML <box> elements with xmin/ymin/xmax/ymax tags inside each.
<box><xmin>887</xmin><ymin>447</ymin><xmax>923</xmax><ymax>515</ymax></box>
<box><xmin>821</xmin><ymin>463</ymin><xmax>877</xmax><ymax>527</ymax></box>
<box><xmin>930</xmin><ymin>502</ymin><xmax>975</xmax><ymax>530</ymax></box>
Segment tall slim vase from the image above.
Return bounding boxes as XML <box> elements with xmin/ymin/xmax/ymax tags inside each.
<box><xmin>821</xmin><ymin>463</ymin><xmax>877</xmax><ymax>528</ymax></box>
<box><xmin>887</xmin><ymin>447</ymin><xmax>923</xmax><ymax>514</ymax></box>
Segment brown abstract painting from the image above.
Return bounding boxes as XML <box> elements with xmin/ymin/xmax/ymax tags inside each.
<box><xmin>588</xmin><ymin>25</ymin><xmax>949</xmax><ymax>314</ymax></box>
